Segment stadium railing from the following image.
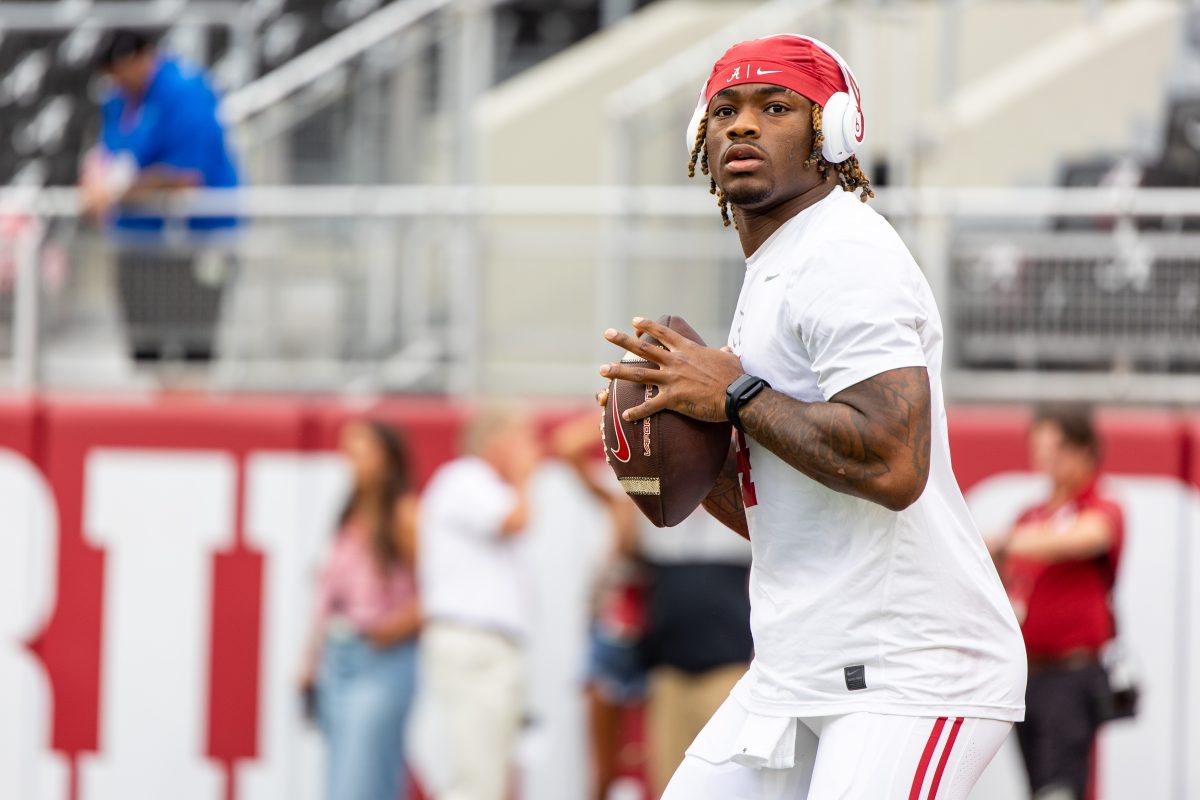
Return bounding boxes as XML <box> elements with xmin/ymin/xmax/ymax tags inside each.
<box><xmin>2</xmin><ymin>185</ymin><xmax>1200</xmax><ymax>401</ymax></box>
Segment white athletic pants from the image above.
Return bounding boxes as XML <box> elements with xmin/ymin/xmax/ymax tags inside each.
<box><xmin>663</xmin><ymin>699</ymin><xmax>1011</xmax><ymax>800</ymax></box>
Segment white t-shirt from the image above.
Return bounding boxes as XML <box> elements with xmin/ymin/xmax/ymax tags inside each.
<box><xmin>727</xmin><ymin>188</ymin><xmax>1026</xmax><ymax>722</ymax></box>
<box><xmin>419</xmin><ymin>456</ymin><xmax>528</xmax><ymax>639</ymax></box>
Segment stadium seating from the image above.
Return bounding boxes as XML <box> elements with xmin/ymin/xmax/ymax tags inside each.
<box><xmin>0</xmin><ymin>0</ymin><xmax>660</xmax><ymax>189</ymax></box>
<box><xmin>953</xmin><ymin>92</ymin><xmax>1200</xmax><ymax>374</ymax></box>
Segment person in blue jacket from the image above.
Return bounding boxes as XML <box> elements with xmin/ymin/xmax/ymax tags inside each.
<box><xmin>82</xmin><ymin>29</ymin><xmax>241</xmax><ymax>362</ymax></box>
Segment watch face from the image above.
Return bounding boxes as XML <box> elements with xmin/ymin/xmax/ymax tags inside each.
<box><xmin>727</xmin><ymin>375</ymin><xmax>766</xmax><ymax>432</ymax></box>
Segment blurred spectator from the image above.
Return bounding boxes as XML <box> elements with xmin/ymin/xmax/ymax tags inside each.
<box><xmin>992</xmin><ymin>405</ymin><xmax>1127</xmax><ymax>800</ymax></box>
<box><xmin>82</xmin><ymin>29</ymin><xmax>240</xmax><ymax>362</ymax></box>
<box><xmin>302</xmin><ymin>420</ymin><xmax>422</xmax><ymax>800</ymax></box>
<box><xmin>584</xmin><ymin>539</ymin><xmax>647</xmax><ymax>800</ymax></box>
<box><xmin>638</xmin><ymin>510</ymin><xmax>752</xmax><ymax>797</ymax></box>
<box><xmin>419</xmin><ymin>407</ymin><xmax>540</xmax><ymax>800</ymax></box>
<box><xmin>551</xmin><ymin>416</ymin><xmax>645</xmax><ymax>800</ymax></box>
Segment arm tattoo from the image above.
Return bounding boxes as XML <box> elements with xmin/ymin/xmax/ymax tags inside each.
<box><xmin>702</xmin><ymin>442</ymin><xmax>749</xmax><ymax>540</ymax></box>
<box><xmin>738</xmin><ymin>367</ymin><xmax>931</xmax><ymax>511</ymax></box>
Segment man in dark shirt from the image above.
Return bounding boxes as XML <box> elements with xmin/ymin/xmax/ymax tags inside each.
<box><xmin>637</xmin><ymin>510</ymin><xmax>752</xmax><ymax>797</ymax></box>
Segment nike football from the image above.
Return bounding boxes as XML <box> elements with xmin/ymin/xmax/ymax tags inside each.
<box><xmin>601</xmin><ymin>315</ymin><xmax>733</xmax><ymax>527</ymax></box>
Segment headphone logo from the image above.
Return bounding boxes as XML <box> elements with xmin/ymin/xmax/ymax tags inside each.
<box><xmin>780</xmin><ymin>34</ymin><xmax>864</xmax><ymax>153</ymax></box>
<box><xmin>843</xmin><ymin>65</ymin><xmax>864</xmax><ymax>144</ymax></box>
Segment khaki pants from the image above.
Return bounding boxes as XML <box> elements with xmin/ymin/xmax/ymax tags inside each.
<box><xmin>423</xmin><ymin>623</ymin><xmax>524</xmax><ymax>800</ymax></box>
<box><xmin>647</xmin><ymin>663</ymin><xmax>747</xmax><ymax>795</ymax></box>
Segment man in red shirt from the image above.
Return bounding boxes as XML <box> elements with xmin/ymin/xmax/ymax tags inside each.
<box><xmin>993</xmin><ymin>405</ymin><xmax>1124</xmax><ymax>800</ymax></box>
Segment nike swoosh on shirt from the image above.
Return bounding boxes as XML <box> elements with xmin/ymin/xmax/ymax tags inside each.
<box><xmin>756</xmin><ymin>68</ymin><xmax>782</xmax><ymax>75</ymax></box>
<box><xmin>764</xmin><ymin>273</ymin><xmax>781</xmax><ymax>282</ymax></box>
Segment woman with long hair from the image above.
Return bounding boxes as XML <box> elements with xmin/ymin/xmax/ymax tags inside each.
<box><xmin>302</xmin><ymin>420</ymin><xmax>422</xmax><ymax>800</ymax></box>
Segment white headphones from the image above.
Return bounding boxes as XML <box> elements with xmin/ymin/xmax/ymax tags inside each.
<box><xmin>685</xmin><ymin>34</ymin><xmax>865</xmax><ymax>164</ymax></box>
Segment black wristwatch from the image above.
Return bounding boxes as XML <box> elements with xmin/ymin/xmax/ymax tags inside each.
<box><xmin>725</xmin><ymin>373</ymin><xmax>770</xmax><ymax>432</ymax></box>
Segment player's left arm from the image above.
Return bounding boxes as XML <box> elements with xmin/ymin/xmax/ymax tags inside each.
<box><xmin>601</xmin><ymin>317</ymin><xmax>931</xmax><ymax>512</ymax></box>
<box><xmin>735</xmin><ymin>367</ymin><xmax>931</xmax><ymax>511</ymax></box>
<box><xmin>1002</xmin><ymin>510</ymin><xmax>1117</xmax><ymax>563</ymax></box>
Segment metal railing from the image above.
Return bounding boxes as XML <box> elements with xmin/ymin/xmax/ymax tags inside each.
<box><xmin>222</xmin><ymin>0</ymin><xmax>504</xmax><ymax>188</ymax></box>
<box><xmin>3</xmin><ymin>185</ymin><xmax>1200</xmax><ymax>401</ymax></box>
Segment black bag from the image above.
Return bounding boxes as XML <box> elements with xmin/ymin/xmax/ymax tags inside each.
<box><xmin>1097</xmin><ymin>549</ymin><xmax>1139</xmax><ymax>722</ymax></box>
<box><xmin>1097</xmin><ymin>640</ymin><xmax>1140</xmax><ymax>722</ymax></box>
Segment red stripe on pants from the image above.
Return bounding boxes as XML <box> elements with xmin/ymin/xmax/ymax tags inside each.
<box><xmin>908</xmin><ymin>717</ymin><xmax>948</xmax><ymax>800</ymax></box>
<box><xmin>927</xmin><ymin>717</ymin><xmax>964</xmax><ymax>799</ymax></box>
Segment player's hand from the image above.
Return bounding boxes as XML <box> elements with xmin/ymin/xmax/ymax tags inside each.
<box><xmin>600</xmin><ymin>317</ymin><xmax>743</xmax><ymax>423</ymax></box>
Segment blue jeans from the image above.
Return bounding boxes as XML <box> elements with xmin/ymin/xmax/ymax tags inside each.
<box><xmin>318</xmin><ymin>633</ymin><xmax>418</xmax><ymax>800</ymax></box>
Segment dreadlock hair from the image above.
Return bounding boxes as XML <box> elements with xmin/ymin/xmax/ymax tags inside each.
<box><xmin>687</xmin><ymin>112</ymin><xmax>735</xmax><ymax>227</ymax></box>
<box><xmin>686</xmin><ymin>101</ymin><xmax>875</xmax><ymax>228</ymax></box>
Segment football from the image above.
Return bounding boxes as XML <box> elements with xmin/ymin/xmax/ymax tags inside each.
<box><xmin>601</xmin><ymin>315</ymin><xmax>733</xmax><ymax>527</ymax></box>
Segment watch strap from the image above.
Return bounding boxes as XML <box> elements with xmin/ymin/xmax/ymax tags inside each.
<box><xmin>725</xmin><ymin>374</ymin><xmax>770</xmax><ymax>432</ymax></box>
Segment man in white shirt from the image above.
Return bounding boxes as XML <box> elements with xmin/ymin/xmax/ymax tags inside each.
<box><xmin>419</xmin><ymin>408</ymin><xmax>539</xmax><ymax>800</ymax></box>
<box><xmin>598</xmin><ymin>34</ymin><xmax>1026</xmax><ymax>799</ymax></box>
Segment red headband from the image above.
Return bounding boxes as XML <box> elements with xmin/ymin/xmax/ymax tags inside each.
<box><xmin>704</xmin><ymin>36</ymin><xmax>848</xmax><ymax>107</ymax></box>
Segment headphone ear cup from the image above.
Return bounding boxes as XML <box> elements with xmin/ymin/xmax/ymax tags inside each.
<box><xmin>819</xmin><ymin>91</ymin><xmax>854</xmax><ymax>163</ymax></box>
<box><xmin>686</xmin><ymin>99</ymin><xmax>700</xmax><ymax>155</ymax></box>
<box><xmin>685</xmin><ymin>97</ymin><xmax>706</xmax><ymax>157</ymax></box>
